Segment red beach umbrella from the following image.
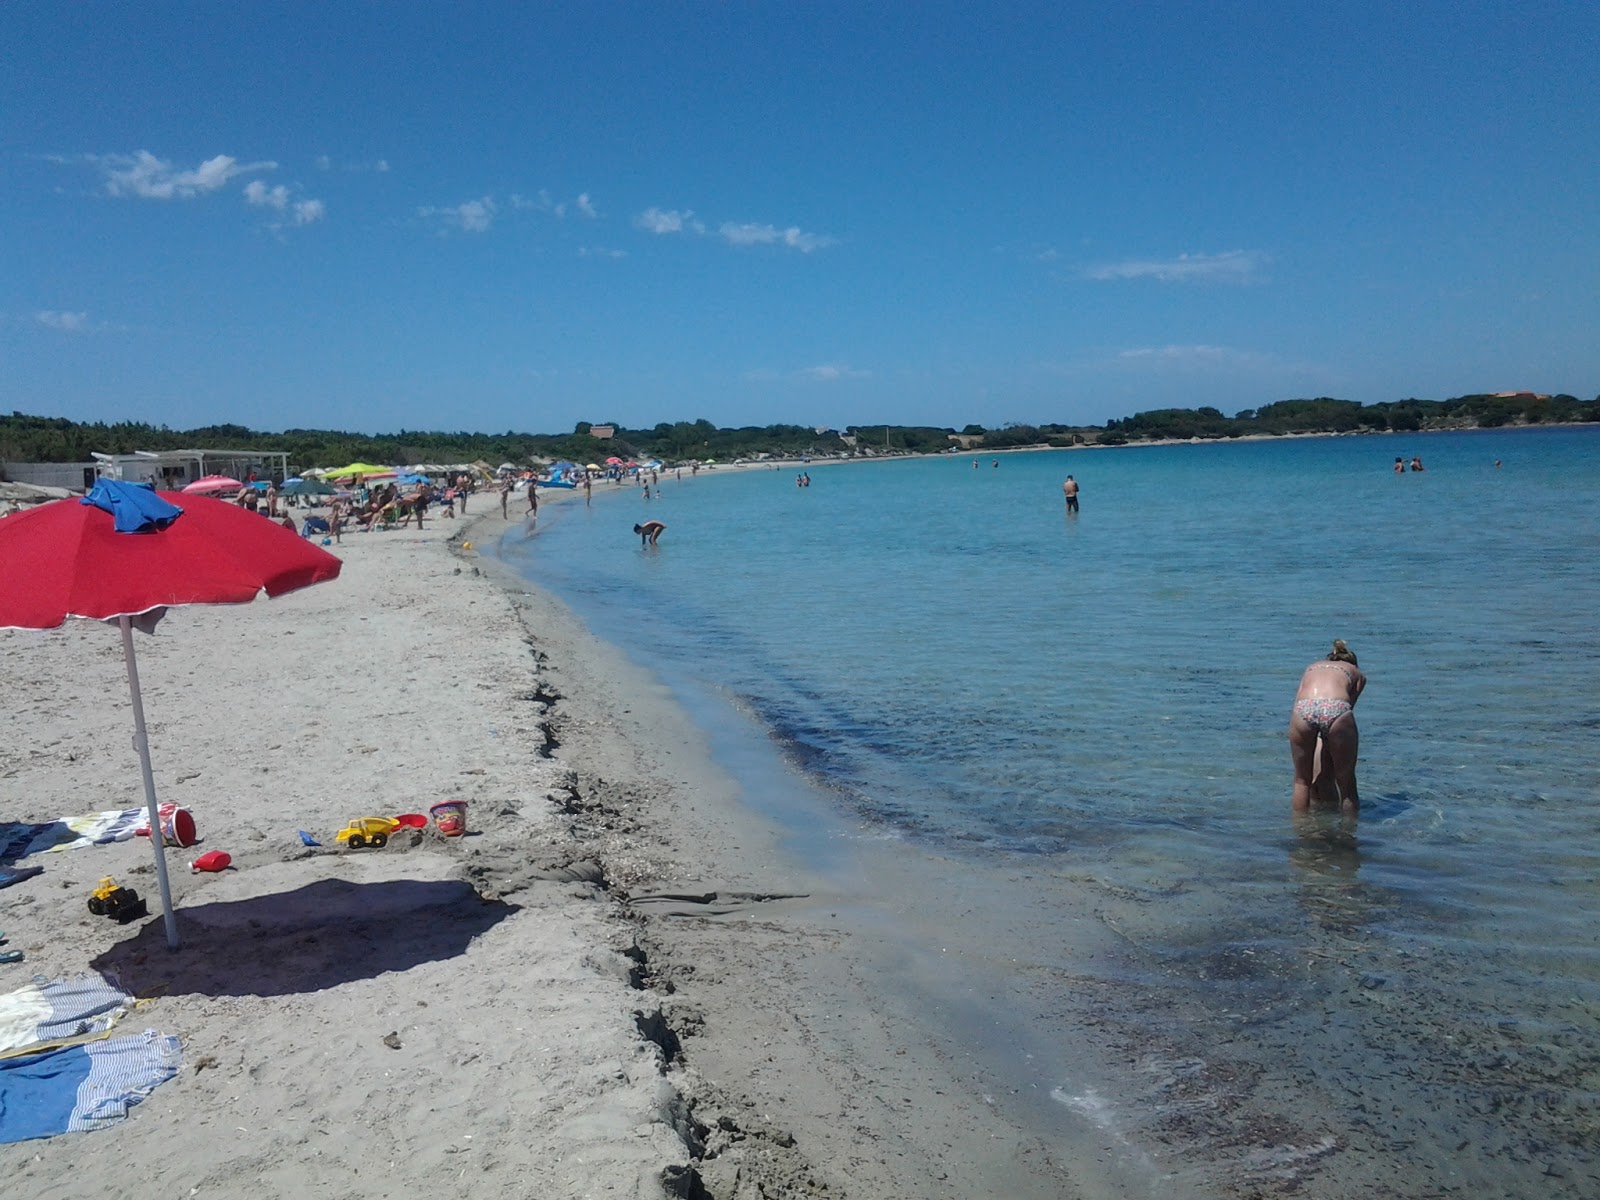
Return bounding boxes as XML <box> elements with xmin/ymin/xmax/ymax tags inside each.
<box><xmin>0</xmin><ymin>482</ymin><xmax>342</xmax><ymax>948</ymax></box>
<box><xmin>182</xmin><ymin>474</ymin><xmax>244</xmax><ymax>494</ymax></box>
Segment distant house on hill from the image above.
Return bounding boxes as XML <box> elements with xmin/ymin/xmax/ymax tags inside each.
<box><xmin>589</xmin><ymin>424</ymin><xmax>616</xmax><ymax>440</ymax></box>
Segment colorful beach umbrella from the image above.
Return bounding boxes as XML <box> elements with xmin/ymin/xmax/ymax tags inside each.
<box><xmin>182</xmin><ymin>475</ymin><xmax>244</xmax><ymax>495</ymax></box>
<box><xmin>281</xmin><ymin>477</ymin><xmax>336</xmax><ymax>496</ymax></box>
<box><xmin>323</xmin><ymin>462</ymin><xmax>396</xmax><ymax>481</ymax></box>
<box><xmin>0</xmin><ymin>481</ymin><xmax>342</xmax><ymax>948</ymax></box>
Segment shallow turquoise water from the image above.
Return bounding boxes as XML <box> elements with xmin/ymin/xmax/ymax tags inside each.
<box><xmin>498</xmin><ymin>428</ymin><xmax>1600</xmax><ymax>1195</ymax></box>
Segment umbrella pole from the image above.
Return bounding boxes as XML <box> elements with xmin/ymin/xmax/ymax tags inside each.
<box><xmin>119</xmin><ymin>616</ymin><xmax>180</xmax><ymax>950</ymax></box>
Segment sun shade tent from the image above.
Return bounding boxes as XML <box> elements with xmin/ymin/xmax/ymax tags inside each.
<box><xmin>182</xmin><ymin>475</ymin><xmax>245</xmax><ymax>495</ymax></box>
<box><xmin>0</xmin><ymin>480</ymin><xmax>343</xmax><ymax>949</ymax></box>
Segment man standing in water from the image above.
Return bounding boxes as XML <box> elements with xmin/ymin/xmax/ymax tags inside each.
<box><xmin>1062</xmin><ymin>475</ymin><xmax>1080</xmax><ymax>513</ymax></box>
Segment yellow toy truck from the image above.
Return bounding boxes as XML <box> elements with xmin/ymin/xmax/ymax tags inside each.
<box><xmin>335</xmin><ymin>817</ymin><xmax>400</xmax><ymax>849</ymax></box>
<box><xmin>87</xmin><ymin>877</ymin><xmax>148</xmax><ymax>922</ymax></box>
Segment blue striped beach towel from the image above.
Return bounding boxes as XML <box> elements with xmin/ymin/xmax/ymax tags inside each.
<box><xmin>0</xmin><ymin>978</ymin><xmax>181</xmax><ymax>1143</ymax></box>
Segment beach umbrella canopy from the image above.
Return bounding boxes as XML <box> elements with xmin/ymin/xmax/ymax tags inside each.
<box><xmin>182</xmin><ymin>475</ymin><xmax>244</xmax><ymax>495</ymax></box>
<box><xmin>584</xmin><ymin>463</ymin><xmax>601</xmax><ymax>471</ymax></box>
<box><xmin>281</xmin><ymin>478</ymin><xmax>336</xmax><ymax>496</ymax></box>
<box><xmin>0</xmin><ymin>480</ymin><xmax>342</xmax><ymax>949</ymax></box>
<box><xmin>324</xmin><ymin>462</ymin><xmax>395</xmax><ymax>481</ymax></box>
<box><xmin>605</xmin><ymin>456</ymin><xmax>624</xmax><ymax>464</ymax></box>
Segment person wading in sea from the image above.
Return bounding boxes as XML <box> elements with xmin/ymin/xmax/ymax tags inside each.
<box><xmin>1289</xmin><ymin>640</ymin><xmax>1366</xmax><ymax>813</ymax></box>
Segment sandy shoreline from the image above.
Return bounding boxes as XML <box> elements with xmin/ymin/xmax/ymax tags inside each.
<box><xmin>0</xmin><ymin>495</ymin><xmax>1089</xmax><ymax>1198</ymax></box>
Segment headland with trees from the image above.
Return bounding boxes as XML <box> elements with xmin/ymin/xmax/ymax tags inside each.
<box><xmin>3</xmin><ymin>391</ymin><xmax>1595</xmax><ymax>476</ymax></box>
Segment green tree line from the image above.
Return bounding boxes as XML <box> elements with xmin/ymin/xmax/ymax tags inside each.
<box><xmin>3</xmin><ymin>391</ymin><xmax>1596</xmax><ymax>472</ymax></box>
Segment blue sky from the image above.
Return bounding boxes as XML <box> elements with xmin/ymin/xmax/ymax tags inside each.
<box><xmin>3</xmin><ymin>2</ymin><xmax>1595</xmax><ymax>436</ymax></box>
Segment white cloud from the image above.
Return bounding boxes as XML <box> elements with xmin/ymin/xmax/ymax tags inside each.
<box><xmin>36</xmin><ymin>310</ymin><xmax>89</xmax><ymax>332</ymax></box>
<box><xmin>244</xmin><ymin>181</ymin><xmax>325</xmax><ymax>228</ymax></box>
<box><xmin>419</xmin><ymin>196</ymin><xmax>497</xmax><ymax>233</ymax></box>
<box><xmin>719</xmin><ymin>222</ymin><xmax>835</xmax><ymax>253</ymax></box>
<box><xmin>635</xmin><ymin>207</ymin><xmax>702</xmax><ymax>235</ymax></box>
<box><xmin>578</xmin><ymin>246</ymin><xmax>627</xmax><ymax>259</ymax></box>
<box><xmin>244</xmin><ymin>180</ymin><xmax>291</xmax><ymax>210</ymax></box>
<box><xmin>88</xmin><ymin>150</ymin><xmax>276</xmax><ymax>199</ymax></box>
<box><xmin>317</xmin><ymin>155</ymin><xmax>391</xmax><ymax>173</ymax></box>
<box><xmin>745</xmin><ymin>363</ymin><xmax>869</xmax><ymax>383</ymax></box>
<box><xmin>1085</xmin><ymin>250</ymin><xmax>1267</xmax><ymax>284</ymax></box>
<box><xmin>798</xmin><ymin>363</ymin><xmax>869</xmax><ymax>382</ymax></box>
<box><xmin>634</xmin><ymin>206</ymin><xmax>835</xmax><ymax>251</ymax></box>
<box><xmin>508</xmin><ymin>190</ymin><xmax>600</xmax><ymax>219</ymax></box>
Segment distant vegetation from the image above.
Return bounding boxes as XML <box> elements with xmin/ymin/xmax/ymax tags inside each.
<box><xmin>3</xmin><ymin>392</ymin><xmax>1596</xmax><ymax>473</ymax></box>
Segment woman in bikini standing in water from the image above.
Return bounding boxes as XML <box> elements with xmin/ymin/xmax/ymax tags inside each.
<box><xmin>1290</xmin><ymin>640</ymin><xmax>1366</xmax><ymax>813</ymax></box>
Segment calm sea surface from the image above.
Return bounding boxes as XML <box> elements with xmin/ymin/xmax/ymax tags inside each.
<box><xmin>495</xmin><ymin>427</ymin><xmax>1600</xmax><ymax>1197</ymax></box>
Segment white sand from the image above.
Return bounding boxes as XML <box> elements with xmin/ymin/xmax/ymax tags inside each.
<box><xmin>0</xmin><ymin>498</ymin><xmax>1086</xmax><ymax>1199</ymax></box>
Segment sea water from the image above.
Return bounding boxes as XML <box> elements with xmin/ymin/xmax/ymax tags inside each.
<box><xmin>494</xmin><ymin>427</ymin><xmax>1600</xmax><ymax>1196</ymax></box>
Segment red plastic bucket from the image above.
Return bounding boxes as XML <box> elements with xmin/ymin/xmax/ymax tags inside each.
<box><xmin>136</xmin><ymin>803</ymin><xmax>198</xmax><ymax>848</ymax></box>
<box><xmin>161</xmin><ymin>807</ymin><xmax>198</xmax><ymax>848</ymax></box>
<box><xmin>428</xmin><ymin>801</ymin><xmax>468</xmax><ymax>837</ymax></box>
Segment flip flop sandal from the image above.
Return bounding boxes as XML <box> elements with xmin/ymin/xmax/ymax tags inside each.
<box><xmin>0</xmin><ymin>950</ymin><xmax>23</xmax><ymax>964</ymax></box>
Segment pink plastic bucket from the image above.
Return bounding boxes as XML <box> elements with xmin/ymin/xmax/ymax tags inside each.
<box><xmin>429</xmin><ymin>801</ymin><xmax>468</xmax><ymax>837</ymax></box>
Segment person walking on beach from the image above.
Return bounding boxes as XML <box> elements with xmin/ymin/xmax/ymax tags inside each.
<box><xmin>633</xmin><ymin>520</ymin><xmax>666</xmax><ymax>546</ymax></box>
<box><xmin>1289</xmin><ymin>640</ymin><xmax>1366</xmax><ymax>813</ymax></box>
<box><xmin>500</xmin><ymin>479</ymin><xmax>511</xmax><ymax>518</ymax></box>
<box><xmin>584</xmin><ymin>475</ymin><xmax>592</xmax><ymax>506</ymax></box>
<box><xmin>527</xmin><ymin>483</ymin><xmax>538</xmax><ymax>517</ymax></box>
<box><xmin>1062</xmin><ymin>475</ymin><xmax>1079</xmax><ymax>513</ymax></box>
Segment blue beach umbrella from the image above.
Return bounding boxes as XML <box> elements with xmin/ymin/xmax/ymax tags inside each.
<box><xmin>282</xmin><ymin>478</ymin><xmax>336</xmax><ymax>497</ymax></box>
